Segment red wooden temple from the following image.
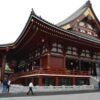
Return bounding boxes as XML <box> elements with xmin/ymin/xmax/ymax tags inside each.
<box><xmin>0</xmin><ymin>1</ymin><xmax>100</xmax><ymax>86</ymax></box>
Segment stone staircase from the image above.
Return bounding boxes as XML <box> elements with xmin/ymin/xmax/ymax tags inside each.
<box><xmin>90</xmin><ymin>76</ymin><xmax>100</xmax><ymax>89</ymax></box>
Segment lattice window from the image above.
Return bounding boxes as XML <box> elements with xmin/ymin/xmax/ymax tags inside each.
<box><xmin>51</xmin><ymin>43</ymin><xmax>63</xmax><ymax>53</ymax></box>
<box><xmin>93</xmin><ymin>53</ymin><xmax>97</xmax><ymax>59</ymax></box>
<box><xmin>80</xmin><ymin>50</ymin><xmax>90</xmax><ymax>58</ymax></box>
<box><xmin>66</xmin><ymin>47</ymin><xmax>78</xmax><ymax>56</ymax></box>
<box><xmin>42</xmin><ymin>45</ymin><xmax>47</xmax><ymax>54</ymax></box>
<box><xmin>97</xmin><ymin>52</ymin><xmax>100</xmax><ymax>60</ymax></box>
<box><xmin>92</xmin><ymin>52</ymin><xmax>100</xmax><ymax>60</ymax></box>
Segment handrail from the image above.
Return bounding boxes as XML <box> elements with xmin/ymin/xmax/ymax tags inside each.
<box><xmin>11</xmin><ymin>68</ymin><xmax>89</xmax><ymax>81</ymax></box>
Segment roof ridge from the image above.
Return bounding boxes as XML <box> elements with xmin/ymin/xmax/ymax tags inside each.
<box><xmin>86</xmin><ymin>0</ymin><xmax>91</xmax><ymax>7</ymax></box>
<box><xmin>57</xmin><ymin>1</ymin><xmax>91</xmax><ymax>26</ymax></box>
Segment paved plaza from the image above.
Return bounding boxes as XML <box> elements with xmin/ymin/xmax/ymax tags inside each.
<box><xmin>0</xmin><ymin>89</ymin><xmax>100</xmax><ymax>98</ymax></box>
<box><xmin>0</xmin><ymin>84</ymin><xmax>100</xmax><ymax>100</ymax></box>
<box><xmin>0</xmin><ymin>91</ymin><xmax>100</xmax><ymax>100</ymax></box>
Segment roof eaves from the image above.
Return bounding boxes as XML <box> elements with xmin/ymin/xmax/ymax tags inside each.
<box><xmin>13</xmin><ymin>13</ymin><xmax>33</xmax><ymax>46</ymax></box>
<box><xmin>31</xmin><ymin>13</ymin><xmax>100</xmax><ymax>44</ymax></box>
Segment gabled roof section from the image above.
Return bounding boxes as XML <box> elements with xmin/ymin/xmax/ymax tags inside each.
<box><xmin>57</xmin><ymin>0</ymin><xmax>100</xmax><ymax>29</ymax></box>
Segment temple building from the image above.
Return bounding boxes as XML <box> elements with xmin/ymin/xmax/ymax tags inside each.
<box><xmin>0</xmin><ymin>1</ymin><xmax>100</xmax><ymax>86</ymax></box>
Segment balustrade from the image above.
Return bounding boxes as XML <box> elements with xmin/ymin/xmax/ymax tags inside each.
<box><xmin>11</xmin><ymin>67</ymin><xmax>89</xmax><ymax>82</ymax></box>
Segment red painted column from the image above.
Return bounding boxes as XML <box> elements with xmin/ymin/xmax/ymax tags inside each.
<box><xmin>38</xmin><ymin>76</ymin><xmax>42</xmax><ymax>86</ymax></box>
<box><xmin>63</xmin><ymin>54</ymin><xmax>66</xmax><ymax>68</ymax></box>
<box><xmin>40</xmin><ymin>57</ymin><xmax>42</xmax><ymax>67</ymax></box>
<box><xmin>73</xmin><ymin>77</ymin><xmax>76</xmax><ymax>85</ymax></box>
<box><xmin>1</xmin><ymin>55</ymin><xmax>6</xmax><ymax>81</ymax></box>
<box><xmin>55</xmin><ymin>77</ymin><xmax>59</xmax><ymax>86</ymax></box>
<box><xmin>47</xmin><ymin>53</ymin><xmax>50</xmax><ymax>69</ymax></box>
<box><xmin>63</xmin><ymin>48</ymin><xmax>66</xmax><ymax>69</ymax></box>
<box><xmin>32</xmin><ymin>77</ymin><xmax>34</xmax><ymax>85</ymax></box>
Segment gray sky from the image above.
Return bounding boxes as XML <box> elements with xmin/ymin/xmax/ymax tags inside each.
<box><xmin>0</xmin><ymin>0</ymin><xmax>99</xmax><ymax>44</ymax></box>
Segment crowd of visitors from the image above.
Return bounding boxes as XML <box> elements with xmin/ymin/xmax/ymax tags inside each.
<box><xmin>1</xmin><ymin>77</ymin><xmax>34</xmax><ymax>95</ymax></box>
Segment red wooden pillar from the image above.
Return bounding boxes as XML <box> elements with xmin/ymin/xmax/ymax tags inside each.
<box><xmin>73</xmin><ymin>77</ymin><xmax>76</xmax><ymax>85</ymax></box>
<box><xmin>38</xmin><ymin>76</ymin><xmax>42</xmax><ymax>86</ymax></box>
<box><xmin>63</xmin><ymin>47</ymin><xmax>66</xmax><ymax>69</ymax></box>
<box><xmin>47</xmin><ymin>53</ymin><xmax>50</xmax><ymax>69</ymax></box>
<box><xmin>63</xmin><ymin>54</ymin><xmax>66</xmax><ymax>68</ymax></box>
<box><xmin>79</xmin><ymin>59</ymin><xmax>81</xmax><ymax>71</ymax></box>
<box><xmin>32</xmin><ymin>77</ymin><xmax>34</xmax><ymax>85</ymax></box>
<box><xmin>1</xmin><ymin>55</ymin><xmax>6</xmax><ymax>81</ymax></box>
<box><xmin>55</xmin><ymin>77</ymin><xmax>59</xmax><ymax>86</ymax></box>
<box><xmin>40</xmin><ymin>57</ymin><xmax>42</xmax><ymax>67</ymax></box>
<box><xmin>46</xmin><ymin>42</ymin><xmax>52</xmax><ymax>69</ymax></box>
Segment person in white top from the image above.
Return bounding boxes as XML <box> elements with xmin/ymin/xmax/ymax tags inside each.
<box><xmin>27</xmin><ymin>81</ymin><xmax>34</xmax><ymax>95</ymax></box>
<box><xmin>7</xmin><ymin>80</ymin><xmax>11</xmax><ymax>93</ymax></box>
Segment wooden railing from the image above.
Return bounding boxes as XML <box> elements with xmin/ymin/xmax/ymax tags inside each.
<box><xmin>10</xmin><ymin>67</ymin><xmax>90</xmax><ymax>82</ymax></box>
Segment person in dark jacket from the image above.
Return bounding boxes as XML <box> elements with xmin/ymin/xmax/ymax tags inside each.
<box><xmin>2</xmin><ymin>77</ymin><xmax>8</xmax><ymax>93</ymax></box>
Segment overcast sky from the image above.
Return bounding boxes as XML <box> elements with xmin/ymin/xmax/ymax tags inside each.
<box><xmin>0</xmin><ymin>0</ymin><xmax>99</xmax><ymax>44</ymax></box>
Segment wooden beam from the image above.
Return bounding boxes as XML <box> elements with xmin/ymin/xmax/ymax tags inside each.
<box><xmin>1</xmin><ymin>55</ymin><xmax>6</xmax><ymax>81</ymax></box>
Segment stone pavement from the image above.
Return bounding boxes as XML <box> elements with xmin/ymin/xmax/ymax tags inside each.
<box><xmin>0</xmin><ymin>89</ymin><xmax>100</xmax><ymax>98</ymax></box>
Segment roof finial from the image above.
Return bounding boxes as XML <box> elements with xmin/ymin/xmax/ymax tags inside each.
<box><xmin>86</xmin><ymin>0</ymin><xmax>91</xmax><ymax>7</ymax></box>
<box><xmin>88</xmin><ymin>0</ymin><xmax>91</xmax><ymax>4</ymax></box>
<box><xmin>31</xmin><ymin>8</ymin><xmax>36</xmax><ymax>15</ymax></box>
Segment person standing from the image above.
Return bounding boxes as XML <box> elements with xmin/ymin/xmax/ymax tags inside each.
<box><xmin>27</xmin><ymin>81</ymin><xmax>34</xmax><ymax>95</ymax></box>
<box><xmin>7</xmin><ymin>79</ymin><xmax>11</xmax><ymax>93</ymax></box>
<box><xmin>2</xmin><ymin>77</ymin><xmax>8</xmax><ymax>93</ymax></box>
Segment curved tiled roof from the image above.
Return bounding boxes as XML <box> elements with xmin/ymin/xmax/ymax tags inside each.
<box><xmin>0</xmin><ymin>1</ymin><xmax>100</xmax><ymax>49</ymax></box>
<box><xmin>67</xmin><ymin>30</ymin><xmax>100</xmax><ymax>44</ymax></box>
<box><xmin>57</xmin><ymin>1</ymin><xmax>91</xmax><ymax>26</ymax></box>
